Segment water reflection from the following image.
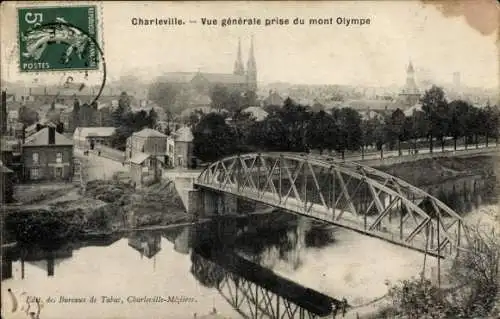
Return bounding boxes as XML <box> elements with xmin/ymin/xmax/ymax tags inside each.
<box><xmin>190</xmin><ymin>248</ymin><xmax>344</xmax><ymax>319</ymax></box>
<box><xmin>128</xmin><ymin>232</ymin><xmax>162</xmax><ymax>259</ymax></box>
<box><xmin>1</xmin><ymin>174</ymin><xmax>497</xmax><ymax>318</ymax></box>
<box><xmin>422</xmin><ymin>175</ymin><xmax>497</xmax><ymax>214</ymax></box>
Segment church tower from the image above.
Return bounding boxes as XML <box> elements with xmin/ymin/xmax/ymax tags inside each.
<box><xmin>399</xmin><ymin>60</ymin><xmax>421</xmax><ymax>107</ymax></box>
<box><xmin>246</xmin><ymin>35</ymin><xmax>257</xmax><ymax>92</ymax></box>
<box><xmin>405</xmin><ymin>61</ymin><xmax>418</xmax><ymax>94</ymax></box>
<box><xmin>233</xmin><ymin>38</ymin><xmax>245</xmax><ymax>76</ymax></box>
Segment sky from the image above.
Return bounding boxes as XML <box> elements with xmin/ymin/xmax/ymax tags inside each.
<box><xmin>1</xmin><ymin>1</ymin><xmax>499</xmax><ymax>89</ymax></box>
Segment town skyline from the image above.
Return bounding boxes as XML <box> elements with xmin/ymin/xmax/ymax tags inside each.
<box><xmin>1</xmin><ymin>1</ymin><xmax>498</xmax><ymax>89</ymax></box>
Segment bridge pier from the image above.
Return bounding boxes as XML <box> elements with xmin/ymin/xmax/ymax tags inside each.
<box><xmin>189</xmin><ymin>188</ymin><xmax>249</xmax><ymax>218</ymax></box>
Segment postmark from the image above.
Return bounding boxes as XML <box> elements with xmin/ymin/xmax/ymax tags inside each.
<box><xmin>17</xmin><ymin>5</ymin><xmax>99</xmax><ymax>72</ymax></box>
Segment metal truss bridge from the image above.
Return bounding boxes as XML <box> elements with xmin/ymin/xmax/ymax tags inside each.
<box><xmin>195</xmin><ymin>152</ymin><xmax>478</xmax><ymax>258</ymax></box>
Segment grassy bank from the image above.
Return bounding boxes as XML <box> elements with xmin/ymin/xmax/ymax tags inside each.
<box><xmin>376</xmin><ymin>155</ymin><xmax>497</xmax><ymax>187</ymax></box>
<box><xmin>3</xmin><ymin>178</ymin><xmax>190</xmax><ymax>245</ymax></box>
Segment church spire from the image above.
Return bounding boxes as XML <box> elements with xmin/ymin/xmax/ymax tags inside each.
<box><xmin>246</xmin><ymin>35</ymin><xmax>257</xmax><ymax>91</ymax></box>
<box><xmin>407</xmin><ymin>60</ymin><xmax>414</xmax><ymax>73</ymax></box>
<box><xmin>233</xmin><ymin>37</ymin><xmax>245</xmax><ymax>75</ymax></box>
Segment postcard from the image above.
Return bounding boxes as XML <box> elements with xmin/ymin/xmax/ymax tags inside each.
<box><xmin>1</xmin><ymin>1</ymin><xmax>499</xmax><ymax>319</ymax></box>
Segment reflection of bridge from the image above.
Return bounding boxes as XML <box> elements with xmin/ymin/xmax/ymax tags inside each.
<box><xmin>191</xmin><ymin>153</ymin><xmax>476</xmax><ymax>258</ymax></box>
<box><xmin>192</xmin><ymin>248</ymin><xmax>345</xmax><ymax>319</ymax></box>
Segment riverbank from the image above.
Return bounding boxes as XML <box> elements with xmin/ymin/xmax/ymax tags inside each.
<box><xmin>3</xmin><ymin>178</ymin><xmax>191</xmax><ymax>246</ymax></box>
<box><xmin>376</xmin><ymin>155</ymin><xmax>497</xmax><ymax>187</ymax></box>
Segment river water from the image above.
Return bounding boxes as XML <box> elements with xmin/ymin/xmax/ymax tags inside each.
<box><xmin>1</xmin><ymin>175</ymin><xmax>498</xmax><ymax>319</ymax></box>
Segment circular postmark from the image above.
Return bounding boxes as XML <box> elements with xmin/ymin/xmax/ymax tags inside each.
<box><xmin>20</xmin><ymin>20</ymin><xmax>107</xmax><ymax>106</ymax></box>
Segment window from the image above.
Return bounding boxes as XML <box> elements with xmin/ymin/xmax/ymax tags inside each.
<box><xmin>30</xmin><ymin>168</ymin><xmax>39</xmax><ymax>179</ymax></box>
<box><xmin>32</xmin><ymin>152</ymin><xmax>39</xmax><ymax>164</ymax></box>
<box><xmin>55</xmin><ymin>167</ymin><xmax>63</xmax><ymax>177</ymax></box>
<box><xmin>56</xmin><ymin>152</ymin><xmax>62</xmax><ymax>163</ymax></box>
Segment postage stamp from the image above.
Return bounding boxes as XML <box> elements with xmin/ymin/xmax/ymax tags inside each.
<box><xmin>17</xmin><ymin>5</ymin><xmax>99</xmax><ymax>72</ymax></box>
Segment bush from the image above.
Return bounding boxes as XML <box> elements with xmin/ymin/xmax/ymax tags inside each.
<box><xmin>387</xmin><ymin>223</ymin><xmax>500</xmax><ymax>318</ymax></box>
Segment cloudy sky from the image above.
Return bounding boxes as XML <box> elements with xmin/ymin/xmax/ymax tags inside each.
<box><xmin>1</xmin><ymin>1</ymin><xmax>498</xmax><ymax>89</ymax></box>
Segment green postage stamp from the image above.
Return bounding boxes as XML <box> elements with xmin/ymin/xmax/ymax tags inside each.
<box><xmin>17</xmin><ymin>5</ymin><xmax>99</xmax><ymax>72</ymax></box>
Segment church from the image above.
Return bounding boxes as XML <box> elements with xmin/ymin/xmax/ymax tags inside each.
<box><xmin>155</xmin><ymin>36</ymin><xmax>258</xmax><ymax>105</ymax></box>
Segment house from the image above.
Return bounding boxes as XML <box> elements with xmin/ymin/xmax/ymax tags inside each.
<box><xmin>21</xmin><ymin>126</ymin><xmax>74</xmax><ymax>182</ymax></box>
<box><xmin>166</xmin><ymin>126</ymin><xmax>195</xmax><ymax>168</ymax></box>
<box><xmin>129</xmin><ymin>152</ymin><xmax>161</xmax><ymax>188</ymax></box>
<box><xmin>73</xmin><ymin>127</ymin><xmax>116</xmax><ymax>150</ymax></box>
<box><xmin>126</xmin><ymin>128</ymin><xmax>168</xmax><ymax>166</ymax></box>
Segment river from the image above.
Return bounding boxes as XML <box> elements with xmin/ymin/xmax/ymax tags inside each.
<box><xmin>1</xmin><ymin>175</ymin><xmax>498</xmax><ymax>319</ymax></box>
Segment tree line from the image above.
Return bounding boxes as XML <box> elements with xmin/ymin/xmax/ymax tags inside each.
<box><xmin>193</xmin><ymin>85</ymin><xmax>500</xmax><ymax>162</ymax></box>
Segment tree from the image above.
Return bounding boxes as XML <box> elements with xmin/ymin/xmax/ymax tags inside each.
<box><xmin>247</xmin><ymin>116</ymin><xmax>288</xmax><ymax>151</ymax></box>
<box><xmin>387</xmin><ymin>223</ymin><xmax>500</xmax><ymax>319</ymax></box>
<box><xmin>210</xmin><ymin>85</ymin><xmax>231</xmax><ymax>111</ymax></box>
<box><xmin>193</xmin><ymin>113</ymin><xmax>237</xmax><ymax>162</ymax></box>
<box><xmin>1</xmin><ymin>90</ymin><xmax>6</xmax><ymax>134</ymax></box>
<box><xmin>18</xmin><ymin>105</ymin><xmax>39</xmax><ymax>127</ymax></box>
<box><xmin>388</xmin><ymin>109</ymin><xmax>406</xmax><ymax>155</ymax></box>
<box><xmin>231</xmin><ymin>110</ymin><xmax>256</xmax><ymax>151</ymax></box>
<box><xmin>486</xmin><ymin>105</ymin><xmax>500</xmax><ymax>145</ymax></box>
<box><xmin>148</xmin><ymin>108</ymin><xmax>158</xmax><ymax>128</ymax></box>
<box><xmin>148</xmin><ymin>81</ymin><xmax>181</xmax><ymax>112</ymax></box>
<box><xmin>331</xmin><ymin>107</ymin><xmax>362</xmax><ymax>158</ymax></box>
<box><xmin>306</xmin><ymin>111</ymin><xmax>338</xmax><ymax>154</ymax></box>
<box><xmin>420</xmin><ymin>86</ymin><xmax>449</xmax><ymax>153</ymax></box>
<box><xmin>465</xmin><ymin>106</ymin><xmax>479</xmax><ymax>149</ymax></box>
<box><xmin>448</xmin><ymin>100</ymin><xmax>471</xmax><ymax>151</ymax></box>
<box><xmin>278</xmin><ymin>98</ymin><xmax>311</xmax><ymax>152</ymax></box>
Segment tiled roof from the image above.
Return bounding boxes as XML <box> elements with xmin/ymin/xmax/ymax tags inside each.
<box><xmin>73</xmin><ymin>127</ymin><xmax>116</xmax><ymax>139</ymax></box>
<box><xmin>24</xmin><ymin>127</ymin><xmax>73</xmax><ymax>146</ymax></box>
<box><xmin>133</xmin><ymin>128</ymin><xmax>167</xmax><ymax>138</ymax></box>
<box><xmin>129</xmin><ymin>152</ymin><xmax>151</xmax><ymax>165</ymax></box>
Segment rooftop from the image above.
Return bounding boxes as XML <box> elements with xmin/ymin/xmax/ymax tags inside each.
<box><xmin>133</xmin><ymin>128</ymin><xmax>167</xmax><ymax>138</ymax></box>
<box><xmin>73</xmin><ymin>127</ymin><xmax>117</xmax><ymax>138</ymax></box>
<box><xmin>24</xmin><ymin>127</ymin><xmax>73</xmax><ymax>147</ymax></box>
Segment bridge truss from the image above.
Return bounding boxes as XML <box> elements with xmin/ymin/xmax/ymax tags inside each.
<box><xmin>196</xmin><ymin>153</ymin><xmax>478</xmax><ymax>258</ymax></box>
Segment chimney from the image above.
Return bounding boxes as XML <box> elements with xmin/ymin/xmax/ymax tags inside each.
<box><xmin>48</xmin><ymin>126</ymin><xmax>56</xmax><ymax>145</ymax></box>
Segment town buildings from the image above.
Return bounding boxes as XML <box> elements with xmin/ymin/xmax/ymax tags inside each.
<box><xmin>126</xmin><ymin>128</ymin><xmax>169</xmax><ymax>166</ymax></box>
<box><xmin>21</xmin><ymin>126</ymin><xmax>74</xmax><ymax>182</ymax></box>
<box><xmin>73</xmin><ymin>127</ymin><xmax>116</xmax><ymax>150</ymax></box>
<box><xmin>155</xmin><ymin>37</ymin><xmax>258</xmax><ymax>109</ymax></box>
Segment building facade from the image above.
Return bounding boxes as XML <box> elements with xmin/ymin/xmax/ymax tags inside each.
<box><xmin>73</xmin><ymin>127</ymin><xmax>116</xmax><ymax>150</ymax></box>
<box><xmin>21</xmin><ymin>127</ymin><xmax>74</xmax><ymax>182</ymax></box>
<box><xmin>166</xmin><ymin>126</ymin><xmax>195</xmax><ymax>168</ymax></box>
<box><xmin>126</xmin><ymin>128</ymin><xmax>168</xmax><ymax>165</ymax></box>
